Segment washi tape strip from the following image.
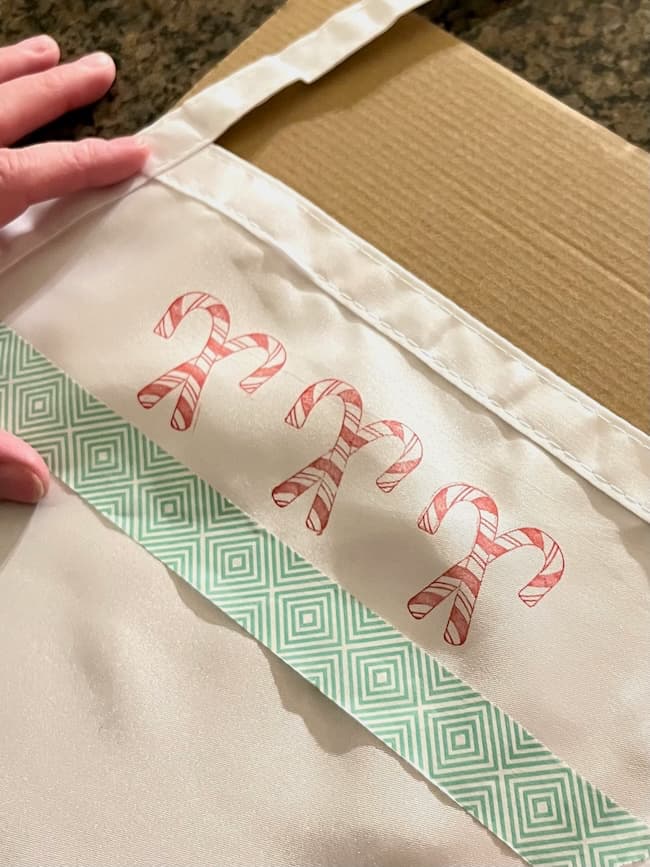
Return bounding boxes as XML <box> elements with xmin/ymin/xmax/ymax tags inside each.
<box><xmin>1</xmin><ymin>322</ymin><xmax>648</xmax><ymax>867</ymax></box>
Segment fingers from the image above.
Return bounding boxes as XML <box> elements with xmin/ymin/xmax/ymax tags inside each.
<box><xmin>0</xmin><ymin>43</ymin><xmax>140</xmax><ymax>506</ymax></box>
<box><xmin>0</xmin><ymin>35</ymin><xmax>60</xmax><ymax>84</ymax></box>
<box><xmin>0</xmin><ymin>52</ymin><xmax>117</xmax><ymax>146</ymax></box>
<box><xmin>0</xmin><ymin>431</ymin><xmax>49</xmax><ymax>504</ymax></box>
<box><xmin>0</xmin><ymin>137</ymin><xmax>148</xmax><ymax>226</ymax></box>
<box><xmin>0</xmin><ymin>42</ymin><xmax>149</xmax><ymax>225</ymax></box>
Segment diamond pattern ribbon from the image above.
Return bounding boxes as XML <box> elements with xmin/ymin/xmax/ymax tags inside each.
<box><xmin>1</xmin><ymin>322</ymin><xmax>648</xmax><ymax>867</ymax></box>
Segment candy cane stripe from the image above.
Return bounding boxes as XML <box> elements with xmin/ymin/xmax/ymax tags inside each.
<box><xmin>450</xmin><ymin>563</ymin><xmax>482</xmax><ymax>596</ymax></box>
<box><xmin>474</xmin><ymin>495</ymin><xmax>499</xmax><ymax>516</ymax></box>
<box><xmin>138</xmin><ymin>294</ymin><xmax>286</xmax><ymax>429</ymax></box>
<box><xmin>306</xmin><ymin>494</ymin><xmax>332</xmax><ymax>535</ymax></box>
<box><xmin>273</xmin><ymin>380</ymin><xmax>422</xmax><ymax>534</ymax></box>
<box><xmin>172</xmin><ymin>399</ymin><xmax>193</xmax><ymax>432</ymax></box>
<box><xmin>138</xmin><ymin>374</ymin><xmax>184</xmax><ymax>407</ymax></box>
<box><xmin>410</xmin><ymin>486</ymin><xmax>565</xmax><ymax>644</ymax></box>
<box><xmin>361</xmin><ymin>421</ymin><xmax>423</xmax><ymax>494</ymax></box>
<box><xmin>155</xmin><ymin>292</ymin><xmax>230</xmax><ymax>340</ymax></box>
<box><xmin>520</xmin><ymin>526</ymin><xmax>545</xmax><ymax>548</ymax></box>
<box><xmin>447</xmin><ymin>590</ymin><xmax>473</xmax><ymax>645</ymax></box>
<box><xmin>408</xmin><ymin>575</ymin><xmax>459</xmax><ymax>618</ymax></box>
<box><xmin>223</xmin><ymin>333</ymin><xmax>287</xmax><ymax>395</ymax></box>
<box><xmin>272</xmin><ymin>458</ymin><xmax>334</xmax><ymax>507</ymax></box>
<box><xmin>491</xmin><ymin>527</ymin><xmax>565</xmax><ymax>608</ymax></box>
<box><xmin>137</xmin><ymin>359</ymin><xmax>201</xmax><ymax>410</ymax></box>
<box><xmin>272</xmin><ymin>380</ymin><xmax>367</xmax><ymax>533</ymax></box>
<box><xmin>315</xmin><ymin>455</ymin><xmax>345</xmax><ymax>486</ymax></box>
<box><xmin>409</xmin><ymin>485</ymin><xmax>499</xmax><ymax>645</ymax></box>
<box><xmin>469</xmin><ymin>549</ymin><xmax>490</xmax><ymax>570</ymax></box>
<box><xmin>453</xmin><ymin>584</ymin><xmax>475</xmax><ymax>622</ymax></box>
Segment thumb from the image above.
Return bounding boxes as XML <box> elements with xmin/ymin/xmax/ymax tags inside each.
<box><xmin>0</xmin><ymin>431</ymin><xmax>49</xmax><ymax>504</ymax></box>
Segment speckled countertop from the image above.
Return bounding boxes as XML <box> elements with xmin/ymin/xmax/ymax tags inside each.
<box><xmin>0</xmin><ymin>0</ymin><xmax>648</xmax><ymax>149</ymax></box>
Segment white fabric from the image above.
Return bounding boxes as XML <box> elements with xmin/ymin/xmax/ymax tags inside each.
<box><xmin>0</xmin><ymin>482</ymin><xmax>520</xmax><ymax>867</ymax></box>
<box><xmin>0</xmin><ymin>162</ymin><xmax>648</xmax><ymax>832</ymax></box>
<box><xmin>0</xmin><ymin>0</ymin><xmax>648</xmax><ymax>863</ymax></box>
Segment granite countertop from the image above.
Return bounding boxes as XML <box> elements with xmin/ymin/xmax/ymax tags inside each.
<box><xmin>0</xmin><ymin>0</ymin><xmax>648</xmax><ymax>150</ymax></box>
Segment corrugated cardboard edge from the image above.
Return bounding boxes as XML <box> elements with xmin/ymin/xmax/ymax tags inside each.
<box><xmin>185</xmin><ymin>0</ymin><xmax>650</xmax><ymax>432</ymax></box>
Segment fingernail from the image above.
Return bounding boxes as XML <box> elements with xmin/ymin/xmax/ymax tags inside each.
<box><xmin>0</xmin><ymin>464</ymin><xmax>46</xmax><ymax>504</ymax></box>
<box><xmin>22</xmin><ymin>34</ymin><xmax>58</xmax><ymax>54</ymax></box>
<box><xmin>81</xmin><ymin>51</ymin><xmax>114</xmax><ymax>69</ymax></box>
<box><xmin>112</xmin><ymin>135</ymin><xmax>149</xmax><ymax>152</ymax></box>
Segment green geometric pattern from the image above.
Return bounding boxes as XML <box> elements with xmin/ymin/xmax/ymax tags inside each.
<box><xmin>1</xmin><ymin>322</ymin><xmax>648</xmax><ymax>867</ymax></box>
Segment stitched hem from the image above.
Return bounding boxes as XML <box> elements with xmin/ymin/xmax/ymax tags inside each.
<box><xmin>153</xmin><ymin>144</ymin><xmax>650</xmax><ymax>524</ymax></box>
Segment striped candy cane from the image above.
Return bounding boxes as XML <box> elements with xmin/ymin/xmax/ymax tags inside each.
<box><xmin>137</xmin><ymin>292</ymin><xmax>286</xmax><ymax>431</ymax></box>
<box><xmin>272</xmin><ymin>380</ymin><xmax>363</xmax><ymax>535</ymax></box>
<box><xmin>409</xmin><ymin>484</ymin><xmax>564</xmax><ymax>646</ymax></box>
<box><xmin>224</xmin><ymin>333</ymin><xmax>287</xmax><ymax>395</ymax></box>
<box><xmin>272</xmin><ymin>379</ymin><xmax>422</xmax><ymax>535</ymax></box>
<box><xmin>492</xmin><ymin>527</ymin><xmax>565</xmax><ymax>607</ymax></box>
<box><xmin>361</xmin><ymin>420</ymin><xmax>423</xmax><ymax>492</ymax></box>
<box><xmin>409</xmin><ymin>484</ymin><xmax>499</xmax><ymax>646</ymax></box>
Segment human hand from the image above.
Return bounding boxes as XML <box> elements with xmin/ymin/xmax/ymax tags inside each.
<box><xmin>0</xmin><ymin>35</ymin><xmax>149</xmax><ymax>503</ymax></box>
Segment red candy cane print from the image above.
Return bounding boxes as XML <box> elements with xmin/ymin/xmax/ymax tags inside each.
<box><xmin>272</xmin><ymin>380</ymin><xmax>363</xmax><ymax>534</ymax></box>
<box><xmin>137</xmin><ymin>292</ymin><xmax>286</xmax><ymax>430</ymax></box>
<box><xmin>272</xmin><ymin>379</ymin><xmax>422</xmax><ymax>535</ymax></box>
<box><xmin>409</xmin><ymin>484</ymin><xmax>500</xmax><ymax>646</ymax></box>
<box><xmin>491</xmin><ymin>527</ymin><xmax>565</xmax><ymax>608</ymax></box>
<box><xmin>361</xmin><ymin>420</ymin><xmax>424</xmax><ymax>492</ymax></box>
<box><xmin>408</xmin><ymin>484</ymin><xmax>565</xmax><ymax>646</ymax></box>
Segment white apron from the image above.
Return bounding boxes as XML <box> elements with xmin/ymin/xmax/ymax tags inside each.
<box><xmin>0</xmin><ymin>2</ymin><xmax>648</xmax><ymax>865</ymax></box>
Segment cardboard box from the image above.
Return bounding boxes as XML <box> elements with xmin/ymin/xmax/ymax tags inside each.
<box><xmin>187</xmin><ymin>0</ymin><xmax>649</xmax><ymax>431</ymax></box>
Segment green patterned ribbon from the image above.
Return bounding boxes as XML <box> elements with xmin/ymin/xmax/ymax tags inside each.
<box><xmin>1</xmin><ymin>322</ymin><xmax>648</xmax><ymax>867</ymax></box>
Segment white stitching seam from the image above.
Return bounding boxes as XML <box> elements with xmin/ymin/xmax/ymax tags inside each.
<box><xmin>1</xmin><ymin>0</ymin><xmax>645</xmax><ymax>453</ymax></box>
<box><xmin>298</xmin><ymin>202</ymin><xmax>650</xmax><ymax>452</ymax></box>
<box><xmin>157</xmin><ymin>169</ymin><xmax>650</xmax><ymax>518</ymax></box>
<box><xmin>215</xmin><ymin>148</ymin><xmax>650</xmax><ymax>453</ymax></box>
